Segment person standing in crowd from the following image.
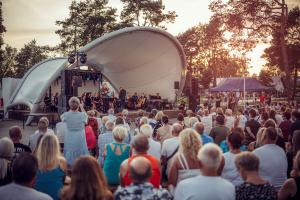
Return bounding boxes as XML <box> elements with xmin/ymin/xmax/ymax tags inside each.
<box><xmin>107</xmin><ymin>108</ymin><xmax>116</xmax><ymax>122</ymax></box>
<box><xmin>235</xmin><ymin>108</ymin><xmax>247</xmax><ymax>130</ymax></box>
<box><xmin>168</xmin><ymin>128</ymin><xmax>202</xmax><ymax>187</ymax></box>
<box><xmin>161</xmin><ymin>123</ymin><xmax>183</xmax><ymax>179</ymax></box>
<box><xmin>253</xmin><ymin>127</ymin><xmax>287</xmax><ymax>190</ymax></box>
<box><xmin>278</xmin><ymin>151</ymin><xmax>300</xmax><ymax>200</ymax></box>
<box><xmin>157</xmin><ymin>115</ymin><xmax>172</xmax><ymax>143</ymax></box>
<box><xmin>215</xmin><ymin>93</ymin><xmax>222</xmax><ymax>108</ymax></box>
<box><xmin>61</xmin><ymin>97</ymin><xmax>89</xmax><ymax>166</ymax></box>
<box><xmin>153</xmin><ymin>111</ymin><xmax>164</xmax><ymax>137</ymax></box>
<box><xmin>120</xmin><ymin>134</ymin><xmax>161</xmax><ymax>188</ymax></box>
<box><xmin>60</xmin><ymin>156</ymin><xmax>112</xmax><ymax>200</ymax></box>
<box><xmin>174</xmin><ymin>143</ymin><xmax>235</xmax><ymax>200</ymax></box>
<box><xmin>98</xmin><ymin>120</ymin><xmax>114</xmax><ymax>165</ymax></box>
<box><xmin>201</xmin><ymin>109</ymin><xmax>213</xmax><ymax>134</ymax></box>
<box><xmin>0</xmin><ymin>153</ymin><xmax>52</xmax><ymax>200</ymax></box>
<box><xmin>84</xmin><ymin>123</ymin><xmax>97</xmax><ymax>157</ymax></box>
<box><xmin>279</xmin><ymin>111</ymin><xmax>293</xmax><ymax>142</ymax></box>
<box><xmin>29</xmin><ymin>117</ymin><xmax>54</xmax><ymax>152</ymax></box>
<box><xmin>221</xmin><ymin>132</ymin><xmax>244</xmax><ymax>186</ymax></box>
<box><xmin>244</xmin><ymin>109</ymin><xmax>261</xmax><ymax>145</ymax></box>
<box><xmin>103</xmin><ymin>126</ymin><xmax>130</xmax><ymax>186</ymax></box>
<box><xmin>8</xmin><ymin>126</ymin><xmax>31</xmax><ymax>159</ymax></box>
<box><xmin>176</xmin><ymin>113</ymin><xmax>185</xmax><ymax>128</ymax></box>
<box><xmin>0</xmin><ymin>137</ymin><xmax>14</xmax><ymax>186</ymax></box>
<box><xmin>290</xmin><ymin>111</ymin><xmax>300</xmax><ymax>138</ymax></box>
<box><xmin>225</xmin><ymin>109</ymin><xmax>235</xmax><ymax>130</ymax></box>
<box><xmin>259</xmin><ymin>92</ymin><xmax>266</xmax><ymax>106</ymax></box>
<box><xmin>210</xmin><ymin>115</ymin><xmax>230</xmax><ymax>145</ymax></box>
<box><xmin>35</xmin><ymin>134</ymin><xmax>67</xmax><ymax>200</ymax></box>
<box><xmin>114</xmin><ymin>157</ymin><xmax>172</xmax><ymax>200</ymax></box>
<box><xmin>194</xmin><ymin>122</ymin><xmax>213</xmax><ymax>144</ymax></box>
<box><xmin>286</xmin><ymin>130</ymin><xmax>300</xmax><ymax>177</ymax></box>
<box><xmin>119</xmin><ymin>87</ymin><xmax>127</xmax><ymax>110</ymax></box>
<box><xmin>140</xmin><ymin>124</ymin><xmax>161</xmax><ymax>160</ymax></box>
<box><xmin>235</xmin><ymin>152</ymin><xmax>277</xmax><ymax>200</ymax></box>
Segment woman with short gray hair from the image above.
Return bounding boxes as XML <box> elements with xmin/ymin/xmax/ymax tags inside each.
<box><xmin>61</xmin><ymin>96</ymin><xmax>89</xmax><ymax>166</ymax></box>
<box><xmin>235</xmin><ymin>152</ymin><xmax>277</xmax><ymax>200</ymax></box>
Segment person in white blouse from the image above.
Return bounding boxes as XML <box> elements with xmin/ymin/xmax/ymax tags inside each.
<box><xmin>140</xmin><ymin>124</ymin><xmax>161</xmax><ymax>160</ymax></box>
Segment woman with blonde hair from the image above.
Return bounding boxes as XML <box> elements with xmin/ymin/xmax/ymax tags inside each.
<box><xmin>0</xmin><ymin>137</ymin><xmax>14</xmax><ymax>186</ymax></box>
<box><xmin>62</xmin><ymin>96</ymin><xmax>89</xmax><ymax>166</ymax></box>
<box><xmin>168</xmin><ymin>128</ymin><xmax>202</xmax><ymax>187</ymax></box>
<box><xmin>35</xmin><ymin>134</ymin><xmax>67</xmax><ymax>200</ymax></box>
<box><xmin>60</xmin><ymin>156</ymin><xmax>112</xmax><ymax>200</ymax></box>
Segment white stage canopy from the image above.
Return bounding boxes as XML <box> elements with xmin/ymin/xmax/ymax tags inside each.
<box><xmin>5</xmin><ymin>27</ymin><xmax>186</xmax><ymax>116</ymax></box>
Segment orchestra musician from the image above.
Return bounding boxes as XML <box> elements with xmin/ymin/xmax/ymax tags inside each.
<box><xmin>119</xmin><ymin>87</ymin><xmax>127</xmax><ymax>110</ymax></box>
<box><xmin>101</xmin><ymin>83</ymin><xmax>110</xmax><ymax>113</ymax></box>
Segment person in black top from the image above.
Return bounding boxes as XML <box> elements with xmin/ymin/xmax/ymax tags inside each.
<box><xmin>244</xmin><ymin>109</ymin><xmax>261</xmax><ymax>145</ymax></box>
<box><xmin>9</xmin><ymin>126</ymin><xmax>31</xmax><ymax>160</ymax></box>
<box><xmin>290</xmin><ymin>111</ymin><xmax>300</xmax><ymax>139</ymax></box>
<box><xmin>215</xmin><ymin>93</ymin><xmax>221</xmax><ymax>108</ymax></box>
<box><xmin>119</xmin><ymin>87</ymin><xmax>127</xmax><ymax>110</ymax></box>
<box><xmin>278</xmin><ymin>151</ymin><xmax>300</xmax><ymax>200</ymax></box>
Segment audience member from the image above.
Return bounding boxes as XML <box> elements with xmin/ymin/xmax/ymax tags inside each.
<box><xmin>157</xmin><ymin>115</ymin><xmax>172</xmax><ymax>143</ymax></box>
<box><xmin>278</xmin><ymin>151</ymin><xmax>300</xmax><ymax>200</ymax></box>
<box><xmin>244</xmin><ymin>109</ymin><xmax>261</xmax><ymax>145</ymax></box>
<box><xmin>120</xmin><ymin>134</ymin><xmax>161</xmax><ymax>188</ymax></box>
<box><xmin>0</xmin><ymin>137</ymin><xmax>14</xmax><ymax>186</ymax></box>
<box><xmin>235</xmin><ymin>152</ymin><xmax>277</xmax><ymax>200</ymax></box>
<box><xmin>84</xmin><ymin>123</ymin><xmax>97</xmax><ymax>156</ymax></box>
<box><xmin>0</xmin><ymin>153</ymin><xmax>52</xmax><ymax>200</ymax></box>
<box><xmin>9</xmin><ymin>126</ymin><xmax>31</xmax><ymax>159</ymax></box>
<box><xmin>114</xmin><ymin>157</ymin><xmax>172</xmax><ymax>200</ymax></box>
<box><xmin>201</xmin><ymin>109</ymin><xmax>213</xmax><ymax>134</ymax></box>
<box><xmin>140</xmin><ymin>124</ymin><xmax>161</xmax><ymax>160</ymax></box>
<box><xmin>174</xmin><ymin>143</ymin><xmax>235</xmax><ymax>200</ymax></box>
<box><xmin>168</xmin><ymin>128</ymin><xmax>202</xmax><ymax>187</ymax></box>
<box><xmin>103</xmin><ymin>126</ymin><xmax>130</xmax><ymax>186</ymax></box>
<box><xmin>60</xmin><ymin>156</ymin><xmax>112</xmax><ymax>200</ymax></box>
<box><xmin>290</xmin><ymin>111</ymin><xmax>300</xmax><ymax>138</ymax></box>
<box><xmin>279</xmin><ymin>111</ymin><xmax>292</xmax><ymax>142</ymax></box>
<box><xmin>194</xmin><ymin>122</ymin><xmax>213</xmax><ymax>144</ymax></box>
<box><xmin>210</xmin><ymin>115</ymin><xmax>230</xmax><ymax>145</ymax></box>
<box><xmin>225</xmin><ymin>109</ymin><xmax>235</xmax><ymax>130</ymax></box>
<box><xmin>35</xmin><ymin>134</ymin><xmax>67</xmax><ymax>200</ymax></box>
<box><xmin>98</xmin><ymin>120</ymin><xmax>114</xmax><ymax>165</ymax></box>
<box><xmin>61</xmin><ymin>97</ymin><xmax>89</xmax><ymax>166</ymax></box>
<box><xmin>286</xmin><ymin>130</ymin><xmax>300</xmax><ymax>177</ymax></box>
<box><xmin>253</xmin><ymin>127</ymin><xmax>287</xmax><ymax>189</ymax></box>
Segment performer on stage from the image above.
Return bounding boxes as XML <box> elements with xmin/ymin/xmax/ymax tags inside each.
<box><xmin>101</xmin><ymin>83</ymin><xmax>110</xmax><ymax>113</ymax></box>
<box><xmin>119</xmin><ymin>87</ymin><xmax>127</xmax><ymax>110</ymax></box>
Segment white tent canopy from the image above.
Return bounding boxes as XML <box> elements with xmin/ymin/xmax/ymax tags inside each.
<box><xmin>5</xmin><ymin>27</ymin><xmax>186</xmax><ymax>117</ymax></box>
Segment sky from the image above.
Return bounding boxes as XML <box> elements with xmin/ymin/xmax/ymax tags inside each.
<box><xmin>2</xmin><ymin>0</ymin><xmax>299</xmax><ymax>75</ymax></box>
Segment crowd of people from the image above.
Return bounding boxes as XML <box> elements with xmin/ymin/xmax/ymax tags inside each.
<box><xmin>0</xmin><ymin>95</ymin><xmax>300</xmax><ymax>200</ymax></box>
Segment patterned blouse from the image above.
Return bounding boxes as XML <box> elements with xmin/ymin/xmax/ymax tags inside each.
<box><xmin>236</xmin><ymin>182</ymin><xmax>277</xmax><ymax>200</ymax></box>
<box><xmin>114</xmin><ymin>182</ymin><xmax>172</xmax><ymax>200</ymax></box>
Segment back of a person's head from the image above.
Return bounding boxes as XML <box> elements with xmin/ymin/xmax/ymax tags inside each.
<box><xmin>36</xmin><ymin>133</ymin><xmax>61</xmax><ymax>171</ymax></box>
<box><xmin>283</xmin><ymin>111</ymin><xmax>291</xmax><ymax>120</ymax></box>
<box><xmin>105</xmin><ymin>120</ymin><xmax>114</xmax><ymax>131</ymax></box>
<box><xmin>9</xmin><ymin>126</ymin><xmax>22</xmax><ymax>141</ymax></box>
<box><xmin>189</xmin><ymin>117</ymin><xmax>199</xmax><ymax>128</ymax></box>
<box><xmin>148</xmin><ymin>113</ymin><xmax>155</xmax><ymax>119</ymax></box>
<box><xmin>194</xmin><ymin>122</ymin><xmax>204</xmax><ymax>135</ymax></box>
<box><xmin>129</xmin><ymin>157</ymin><xmax>152</xmax><ymax>183</ymax></box>
<box><xmin>216</xmin><ymin>115</ymin><xmax>225</xmax><ymax>125</ymax></box>
<box><xmin>132</xmin><ymin>134</ymin><xmax>149</xmax><ymax>153</ymax></box>
<box><xmin>62</xmin><ymin>156</ymin><xmax>110</xmax><ymax>200</ymax></box>
<box><xmin>38</xmin><ymin>117</ymin><xmax>49</xmax><ymax>133</ymax></box>
<box><xmin>235</xmin><ymin>152</ymin><xmax>259</xmax><ymax>172</ymax></box>
<box><xmin>264</xmin><ymin>119</ymin><xmax>276</xmax><ymax>128</ymax></box>
<box><xmin>151</xmin><ymin>109</ymin><xmax>158</xmax><ymax>116</ymax></box>
<box><xmin>68</xmin><ymin>96</ymin><xmax>80</xmax><ymax>111</ymax></box>
<box><xmin>172</xmin><ymin>123</ymin><xmax>183</xmax><ymax>136</ymax></box>
<box><xmin>216</xmin><ymin>107</ymin><xmax>224</xmax><ymax>115</ymax></box>
<box><xmin>197</xmin><ymin>143</ymin><xmax>222</xmax><ymax>170</ymax></box>
<box><xmin>0</xmin><ymin>137</ymin><xmax>14</xmax><ymax>160</ymax></box>
<box><xmin>155</xmin><ymin>111</ymin><xmax>164</xmax><ymax>121</ymax></box>
<box><xmin>108</xmin><ymin>108</ymin><xmax>114</xmax><ymax>115</ymax></box>
<box><xmin>87</xmin><ymin>110</ymin><xmax>96</xmax><ymax>117</ymax></box>
<box><xmin>180</xmin><ymin>128</ymin><xmax>202</xmax><ymax>161</ymax></box>
<box><xmin>112</xmin><ymin>126</ymin><xmax>127</xmax><ymax>142</ymax></box>
<box><xmin>137</xmin><ymin>109</ymin><xmax>144</xmax><ymax>117</ymax></box>
<box><xmin>139</xmin><ymin>116</ymin><xmax>148</xmax><ymax>126</ymax></box>
<box><xmin>227</xmin><ymin>132</ymin><xmax>243</xmax><ymax>149</ymax></box>
<box><xmin>263</xmin><ymin>127</ymin><xmax>278</xmax><ymax>142</ymax></box>
<box><xmin>161</xmin><ymin>115</ymin><xmax>169</xmax><ymax>124</ymax></box>
<box><xmin>249</xmin><ymin>109</ymin><xmax>257</xmax><ymax>118</ymax></box>
<box><xmin>177</xmin><ymin>113</ymin><xmax>184</xmax><ymax>122</ymax></box>
<box><xmin>122</xmin><ymin>109</ymin><xmax>129</xmax><ymax>116</ymax></box>
<box><xmin>12</xmin><ymin>153</ymin><xmax>38</xmax><ymax>185</ymax></box>
<box><xmin>115</xmin><ymin>116</ymin><xmax>124</xmax><ymax>125</ymax></box>
<box><xmin>225</xmin><ymin>109</ymin><xmax>232</xmax><ymax>116</ymax></box>
<box><xmin>140</xmin><ymin>124</ymin><xmax>153</xmax><ymax>138</ymax></box>
<box><xmin>261</xmin><ymin>112</ymin><xmax>269</xmax><ymax>121</ymax></box>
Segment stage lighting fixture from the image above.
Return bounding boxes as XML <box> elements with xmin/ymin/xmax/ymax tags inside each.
<box><xmin>68</xmin><ymin>54</ymin><xmax>75</xmax><ymax>64</ymax></box>
<box><xmin>80</xmin><ymin>53</ymin><xmax>87</xmax><ymax>64</ymax></box>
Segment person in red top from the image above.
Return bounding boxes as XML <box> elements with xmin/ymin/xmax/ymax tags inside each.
<box><xmin>120</xmin><ymin>134</ymin><xmax>161</xmax><ymax>188</ymax></box>
<box><xmin>85</xmin><ymin>124</ymin><xmax>97</xmax><ymax>156</ymax></box>
<box><xmin>259</xmin><ymin>92</ymin><xmax>266</xmax><ymax>105</ymax></box>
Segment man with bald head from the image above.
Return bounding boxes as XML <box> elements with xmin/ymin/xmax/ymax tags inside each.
<box><xmin>120</xmin><ymin>134</ymin><xmax>161</xmax><ymax>188</ymax></box>
<box><xmin>115</xmin><ymin>157</ymin><xmax>171</xmax><ymax>199</ymax></box>
<box><xmin>194</xmin><ymin>122</ymin><xmax>214</xmax><ymax>145</ymax></box>
<box><xmin>161</xmin><ymin>123</ymin><xmax>183</xmax><ymax>178</ymax></box>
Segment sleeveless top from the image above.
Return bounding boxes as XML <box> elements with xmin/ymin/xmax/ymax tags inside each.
<box><xmin>123</xmin><ymin>154</ymin><xmax>161</xmax><ymax>188</ymax></box>
<box><xmin>35</xmin><ymin>166</ymin><xmax>65</xmax><ymax>200</ymax></box>
<box><xmin>103</xmin><ymin>142</ymin><xmax>130</xmax><ymax>185</ymax></box>
<box><xmin>288</xmin><ymin>177</ymin><xmax>300</xmax><ymax>200</ymax></box>
<box><xmin>177</xmin><ymin>153</ymin><xmax>201</xmax><ymax>184</ymax></box>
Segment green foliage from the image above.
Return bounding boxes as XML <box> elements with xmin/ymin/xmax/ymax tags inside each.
<box><xmin>258</xmin><ymin>69</ymin><xmax>273</xmax><ymax>86</ymax></box>
<box><xmin>0</xmin><ymin>1</ymin><xmax>7</xmax><ymax>70</ymax></box>
<box><xmin>0</xmin><ymin>45</ymin><xmax>17</xmax><ymax>78</ymax></box>
<box><xmin>14</xmin><ymin>40</ymin><xmax>49</xmax><ymax>78</ymax></box>
<box><xmin>120</xmin><ymin>0</ymin><xmax>177</xmax><ymax>29</ymax></box>
<box><xmin>55</xmin><ymin>0</ymin><xmax>119</xmax><ymax>54</ymax></box>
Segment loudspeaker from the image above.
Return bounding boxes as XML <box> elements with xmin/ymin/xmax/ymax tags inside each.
<box><xmin>191</xmin><ymin>78</ymin><xmax>199</xmax><ymax>96</ymax></box>
<box><xmin>174</xmin><ymin>81</ymin><xmax>180</xmax><ymax>89</ymax></box>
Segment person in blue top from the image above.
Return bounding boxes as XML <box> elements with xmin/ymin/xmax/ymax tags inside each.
<box><xmin>61</xmin><ymin>97</ymin><xmax>89</xmax><ymax>166</ymax></box>
<box><xmin>103</xmin><ymin>126</ymin><xmax>130</xmax><ymax>186</ymax></box>
<box><xmin>194</xmin><ymin>122</ymin><xmax>214</xmax><ymax>145</ymax></box>
<box><xmin>35</xmin><ymin>133</ymin><xmax>67</xmax><ymax>200</ymax></box>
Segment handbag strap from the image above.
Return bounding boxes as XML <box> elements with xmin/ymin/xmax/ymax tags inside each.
<box><xmin>166</xmin><ymin>145</ymin><xmax>179</xmax><ymax>162</ymax></box>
